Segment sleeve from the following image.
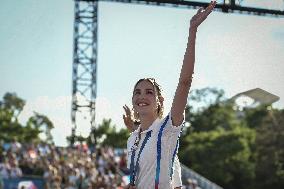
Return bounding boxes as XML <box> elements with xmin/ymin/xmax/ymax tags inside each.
<box><xmin>163</xmin><ymin>111</ymin><xmax>184</xmax><ymax>135</ymax></box>
<box><xmin>172</xmin><ymin>156</ymin><xmax>182</xmax><ymax>188</ymax></box>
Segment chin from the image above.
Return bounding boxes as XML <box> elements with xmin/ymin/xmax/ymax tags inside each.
<box><xmin>137</xmin><ymin>110</ymin><xmax>148</xmax><ymax>116</ymax></box>
<box><xmin>138</xmin><ymin>109</ymin><xmax>156</xmax><ymax>117</ymax></box>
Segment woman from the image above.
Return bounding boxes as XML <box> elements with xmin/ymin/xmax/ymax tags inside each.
<box><xmin>123</xmin><ymin>105</ymin><xmax>182</xmax><ymax>189</ymax></box>
<box><xmin>124</xmin><ymin>1</ymin><xmax>216</xmax><ymax>188</ymax></box>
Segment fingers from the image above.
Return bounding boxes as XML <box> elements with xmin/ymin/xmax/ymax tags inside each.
<box><xmin>123</xmin><ymin>106</ymin><xmax>130</xmax><ymax>124</ymax></box>
<box><xmin>123</xmin><ymin>115</ymin><xmax>129</xmax><ymax>127</ymax></box>
<box><xmin>123</xmin><ymin>115</ymin><xmax>133</xmax><ymax>132</ymax></box>
<box><xmin>205</xmin><ymin>1</ymin><xmax>217</xmax><ymax>15</ymax></box>
<box><xmin>126</xmin><ymin>106</ymin><xmax>131</xmax><ymax>115</ymax></box>
<box><xmin>123</xmin><ymin>114</ymin><xmax>130</xmax><ymax>124</ymax></box>
<box><xmin>123</xmin><ymin>105</ymin><xmax>127</xmax><ymax>113</ymax></box>
<box><xmin>198</xmin><ymin>1</ymin><xmax>216</xmax><ymax>23</ymax></box>
<box><xmin>123</xmin><ymin>104</ymin><xmax>132</xmax><ymax>116</ymax></box>
<box><xmin>123</xmin><ymin>106</ymin><xmax>128</xmax><ymax>121</ymax></box>
<box><xmin>197</xmin><ymin>0</ymin><xmax>216</xmax><ymax>14</ymax></box>
<box><xmin>197</xmin><ymin>7</ymin><xmax>204</xmax><ymax>14</ymax></box>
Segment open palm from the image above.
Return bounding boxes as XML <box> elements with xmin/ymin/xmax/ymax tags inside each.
<box><xmin>190</xmin><ymin>1</ymin><xmax>216</xmax><ymax>29</ymax></box>
<box><xmin>123</xmin><ymin>104</ymin><xmax>135</xmax><ymax>132</ymax></box>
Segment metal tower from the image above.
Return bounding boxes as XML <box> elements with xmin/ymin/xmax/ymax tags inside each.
<box><xmin>71</xmin><ymin>0</ymin><xmax>98</xmax><ymax>145</ymax></box>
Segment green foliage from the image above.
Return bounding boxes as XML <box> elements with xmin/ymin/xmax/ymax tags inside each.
<box><xmin>2</xmin><ymin>92</ymin><xmax>25</xmax><ymax>120</ymax></box>
<box><xmin>244</xmin><ymin>105</ymin><xmax>270</xmax><ymax>129</ymax></box>
<box><xmin>180</xmin><ymin>127</ymin><xmax>256</xmax><ymax>189</ymax></box>
<box><xmin>188</xmin><ymin>87</ymin><xmax>225</xmax><ymax>107</ymax></box>
<box><xmin>189</xmin><ymin>102</ymin><xmax>239</xmax><ymax>132</ymax></box>
<box><xmin>89</xmin><ymin>118</ymin><xmax>129</xmax><ymax>148</ymax></box>
<box><xmin>0</xmin><ymin>92</ymin><xmax>54</xmax><ymax>143</ymax></box>
<box><xmin>27</xmin><ymin>112</ymin><xmax>54</xmax><ymax>143</ymax></box>
<box><xmin>180</xmin><ymin>87</ymin><xmax>283</xmax><ymax>189</ymax></box>
<box><xmin>253</xmin><ymin>108</ymin><xmax>284</xmax><ymax>189</ymax></box>
<box><xmin>185</xmin><ymin>88</ymin><xmax>237</xmax><ymax>132</ymax></box>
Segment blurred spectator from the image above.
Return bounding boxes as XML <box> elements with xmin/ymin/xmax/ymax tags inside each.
<box><xmin>9</xmin><ymin>161</ymin><xmax>22</xmax><ymax>178</ymax></box>
<box><xmin>0</xmin><ymin>160</ymin><xmax>9</xmax><ymax>179</ymax></box>
<box><xmin>0</xmin><ymin>175</ymin><xmax>3</xmax><ymax>189</ymax></box>
<box><xmin>184</xmin><ymin>178</ymin><xmax>202</xmax><ymax>189</ymax></box>
<box><xmin>1</xmin><ymin>140</ymin><xmax>128</xmax><ymax>188</ymax></box>
<box><xmin>119</xmin><ymin>151</ymin><xmax>128</xmax><ymax>174</ymax></box>
<box><xmin>11</xmin><ymin>138</ymin><xmax>21</xmax><ymax>154</ymax></box>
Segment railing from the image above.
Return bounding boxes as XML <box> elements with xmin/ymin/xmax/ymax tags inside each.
<box><xmin>181</xmin><ymin>164</ymin><xmax>223</xmax><ymax>189</ymax></box>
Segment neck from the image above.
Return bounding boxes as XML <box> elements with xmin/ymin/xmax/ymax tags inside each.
<box><xmin>139</xmin><ymin>114</ymin><xmax>158</xmax><ymax>131</ymax></box>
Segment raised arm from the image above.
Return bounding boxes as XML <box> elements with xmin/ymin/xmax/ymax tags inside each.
<box><xmin>171</xmin><ymin>1</ymin><xmax>216</xmax><ymax>126</ymax></box>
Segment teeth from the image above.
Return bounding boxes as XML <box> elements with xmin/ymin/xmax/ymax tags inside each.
<box><xmin>138</xmin><ymin>103</ymin><xmax>147</xmax><ymax>106</ymax></box>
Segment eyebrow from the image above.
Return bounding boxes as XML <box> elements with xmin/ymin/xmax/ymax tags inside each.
<box><xmin>134</xmin><ymin>88</ymin><xmax>154</xmax><ymax>92</ymax></box>
<box><xmin>146</xmin><ymin>89</ymin><xmax>154</xmax><ymax>92</ymax></box>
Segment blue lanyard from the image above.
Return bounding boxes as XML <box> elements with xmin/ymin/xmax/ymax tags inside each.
<box><xmin>129</xmin><ymin>115</ymin><xmax>179</xmax><ymax>188</ymax></box>
<box><xmin>129</xmin><ymin>130</ymin><xmax>152</xmax><ymax>186</ymax></box>
<box><xmin>155</xmin><ymin>115</ymin><xmax>169</xmax><ymax>189</ymax></box>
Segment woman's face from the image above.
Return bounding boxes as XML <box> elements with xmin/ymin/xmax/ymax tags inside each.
<box><xmin>132</xmin><ymin>80</ymin><xmax>158</xmax><ymax>118</ymax></box>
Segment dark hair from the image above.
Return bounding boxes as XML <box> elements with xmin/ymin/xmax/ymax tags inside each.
<box><xmin>132</xmin><ymin>78</ymin><xmax>164</xmax><ymax>120</ymax></box>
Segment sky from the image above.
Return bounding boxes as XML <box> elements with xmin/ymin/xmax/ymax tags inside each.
<box><xmin>1</xmin><ymin>0</ymin><xmax>284</xmax><ymax>146</ymax></box>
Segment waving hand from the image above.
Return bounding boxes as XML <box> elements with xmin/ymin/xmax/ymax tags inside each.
<box><xmin>123</xmin><ymin>105</ymin><xmax>135</xmax><ymax>132</ymax></box>
<box><xmin>190</xmin><ymin>1</ymin><xmax>216</xmax><ymax>29</ymax></box>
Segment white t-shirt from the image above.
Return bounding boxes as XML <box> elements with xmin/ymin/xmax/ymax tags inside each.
<box><xmin>172</xmin><ymin>156</ymin><xmax>182</xmax><ymax>188</ymax></box>
<box><xmin>127</xmin><ymin>112</ymin><xmax>183</xmax><ymax>189</ymax></box>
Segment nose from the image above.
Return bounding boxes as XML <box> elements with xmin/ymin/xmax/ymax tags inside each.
<box><xmin>135</xmin><ymin>91</ymin><xmax>147</xmax><ymax>99</ymax></box>
<box><xmin>139</xmin><ymin>92</ymin><xmax>147</xmax><ymax>98</ymax></box>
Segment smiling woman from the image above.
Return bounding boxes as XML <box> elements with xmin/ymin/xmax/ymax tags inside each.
<box><xmin>132</xmin><ymin>78</ymin><xmax>164</xmax><ymax>121</ymax></box>
<box><xmin>122</xmin><ymin>1</ymin><xmax>217</xmax><ymax>189</ymax></box>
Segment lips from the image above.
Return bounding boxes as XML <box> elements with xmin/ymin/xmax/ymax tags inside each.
<box><xmin>136</xmin><ymin>101</ymin><xmax>150</xmax><ymax>107</ymax></box>
<box><xmin>138</xmin><ymin>103</ymin><xmax>148</xmax><ymax>107</ymax></box>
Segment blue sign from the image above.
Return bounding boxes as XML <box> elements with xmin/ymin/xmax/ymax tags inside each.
<box><xmin>3</xmin><ymin>177</ymin><xmax>44</xmax><ymax>189</ymax></box>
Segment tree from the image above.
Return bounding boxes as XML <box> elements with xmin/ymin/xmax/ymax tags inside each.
<box><xmin>0</xmin><ymin>92</ymin><xmax>25</xmax><ymax>123</ymax></box>
<box><xmin>180</xmin><ymin>126</ymin><xmax>255</xmax><ymax>189</ymax></box>
<box><xmin>103</xmin><ymin>127</ymin><xmax>129</xmax><ymax>148</ymax></box>
<box><xmin>180</xmin><ymin>87</ymin><xmax>284</xmax><ymax>189</ymax></box>
<box><xmin>184</xmin><ymin>88</ymin><xmax>235</xmax><ymax>133</ymax></box>
<box><xmin>248</xmin><ymin>107</ymin><xmax>284</xmax><ymax>189</ymax></box>
<box><xmin>26</xmin><ymin>112</ymin><xmax>54</xmax><ymax>143</ymax></box>
<box><xmin>0</xmin><ymin>92</ymin><xmax>54</xmax><ymax>143</ymax></box>
<box><xmin>88</xmin><ymin>118</ymin><xmax>129</xmax><ymax>148</ymax></box>
<box><xmin>180</xmin><ymin>87</ymin><xmax>256</xmax><ymax>189</ymax></box>
<box><xmin>2</xmin><ymin>92</ymin><xmax>25</xmax><ymax>121</ymax></box>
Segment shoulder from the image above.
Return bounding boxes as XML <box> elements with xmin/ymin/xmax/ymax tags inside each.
<box><xmin>160</xmin><ymin>112</ymin><xmax>184</xmax><ymax>133</ymax></box>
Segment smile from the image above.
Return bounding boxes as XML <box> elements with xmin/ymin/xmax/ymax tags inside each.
<box><xmin>138</xmin><ymin>103</ymin><xmax>149</xmax><ymax>107</ymax></box>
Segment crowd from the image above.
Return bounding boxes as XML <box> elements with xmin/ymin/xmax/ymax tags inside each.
<box><xmin>0</xmin><ymin>139</ymin><xmax>129</xmax><ymax>189</ymax></box>
<box><xmin>0</xmin><ymin>139</ymin><xmax>204</xmax><ymax>189</ymax></box>
<box><xmin>184</xmin><ymin>178</ymin><xmax>202</xmax><ymax>189</ymax></box>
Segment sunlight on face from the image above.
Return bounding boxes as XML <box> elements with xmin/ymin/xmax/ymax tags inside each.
<box><xmin>132</xmin><ymin>80</ymin><xmax>159</xmax><ymax>118</ymax></box>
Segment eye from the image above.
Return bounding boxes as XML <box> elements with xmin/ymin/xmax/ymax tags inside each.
<box><xmin>146</xmin><ymin>90</ymin><xmax>153</xmax><ymax>95</ymax></box>
<box><xmin>134</xmin><ymin>91</ymin><xmax>141</xmax><ymax>95</ymax></box>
